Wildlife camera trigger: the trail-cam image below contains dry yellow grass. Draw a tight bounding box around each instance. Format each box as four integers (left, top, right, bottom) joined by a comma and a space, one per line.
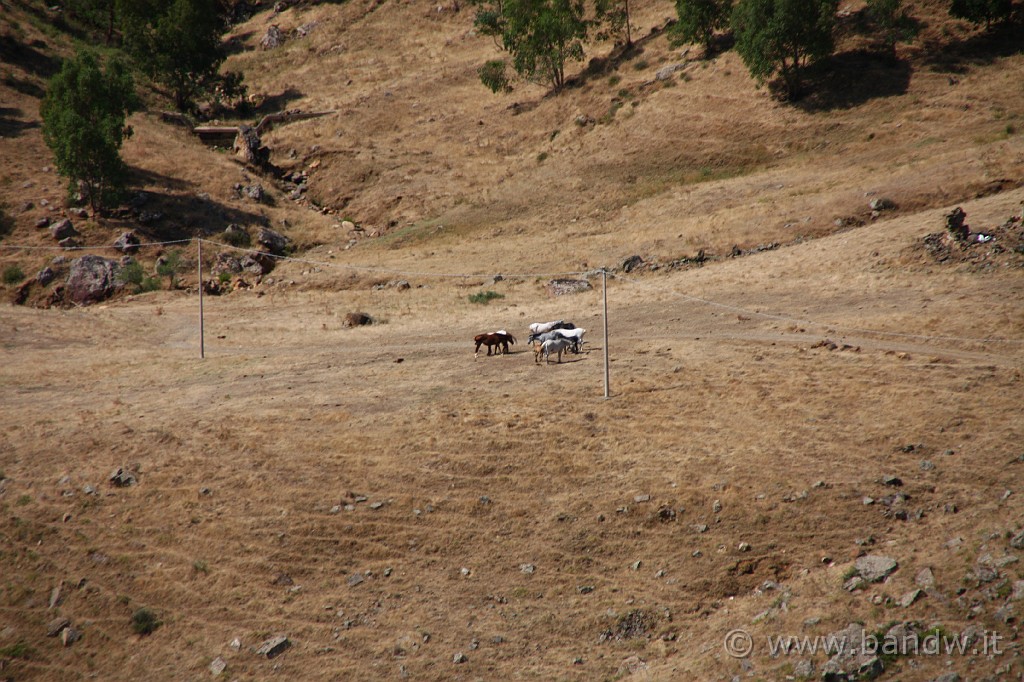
2, 0, 1024, 679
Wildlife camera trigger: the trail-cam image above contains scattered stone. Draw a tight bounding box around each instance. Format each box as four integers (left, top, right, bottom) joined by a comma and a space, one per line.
35, 216, 50, 228
47, 617, 71, 637
1010, 529, 1024, 550
65, 255, 122, 305
630, 560, 642, 571
49, 218, 78, 240
230, 638, 241, 651
655, 63, 686, 81
520, 564, 535, 574
634, 493, 650, 503
343, 312, 373, 327
944, 502, 958, 514
36, 266, 57, 286
855, 554, 898, 582
844, 576, 865, 592
346, 573, 364, 587
49, 583, 63, 609
793, 658, 814, 678
945, 536, 963, 549
862, 496, 875, 505
920, 460, 935, 471
931, 673, 961, 682
453, 652, 468, 664
712, 499, 722, 513
272, 573, 294, 586
109, 467, 138, 487
257, 227, 290, 255
899, 589, 923, 607
61, 626, 81, 647
691, 550, 702, 558
882, 475, 903, 487
577, 585, 595, 594
255, 635, 290, 658
869, 197, 896, 211
546, 278, 592, 296
234, 125, 270, 168
260, 24, 285, 50
621, 255, 644, 272
692, 524, 708, 534
113, 230, 141, 254
209, 656, 227, 675
617, 655, 648, 676
1010, 580, 1024, 601
915, 567, 935, 588
738, 542, 751, 552
820, 623, 884, 681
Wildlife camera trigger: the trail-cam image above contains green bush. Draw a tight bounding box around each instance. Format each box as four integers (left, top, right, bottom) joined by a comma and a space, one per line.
2, 264, 25, 285
118, 260, 160, 293
468, 290, 505, 304
131, 607, 161, 635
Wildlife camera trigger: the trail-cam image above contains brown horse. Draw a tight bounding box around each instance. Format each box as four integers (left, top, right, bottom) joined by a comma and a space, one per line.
474, 331, 516, 357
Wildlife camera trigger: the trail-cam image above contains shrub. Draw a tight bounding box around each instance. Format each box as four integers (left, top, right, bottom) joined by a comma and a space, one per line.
468, 290, 504, 304
0, 641, 32, 659
131, 607, 161, 635
118, 260, 160, 293
2, 264, 25, 285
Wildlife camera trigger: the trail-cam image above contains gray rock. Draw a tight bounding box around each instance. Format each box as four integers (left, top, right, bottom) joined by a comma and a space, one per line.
46, 617, 71, 637
712, 499, 722, 513
869, 197, 896, 211
113, 231, 141, 254
109, 467, 137, 487
622, 255, 644, 272
346, 573, 364, 587
855, 554, 898, 582
793, 658, 814, 678
920, 460, 935, 471
931, 674, 961, 682
899, 589, 923, 607
1011, 580, 1024, 601
844, 576, 865, 592
655, 63, 686, 81
255, 635, 290, 658
257, 227, 290, 255
260, 24, 285, 50
1010, 529, 1024, 550
66, 255, 121, 305
35, 216, 50, 228
240, 252, 275, 275
820, 623, 884, 681
546, 278, 592, 296
209, 656, 227, 675
50, 218, 78, 240
915, 566, 935, 588
243, 184, 266, 202
37, 266, 57, 286
60, 626, 81, 646
453, 652, 468, 663
882, 475, 903, 487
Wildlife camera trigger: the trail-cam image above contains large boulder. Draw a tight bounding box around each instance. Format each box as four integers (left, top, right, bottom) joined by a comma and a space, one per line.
50, 218, 79, 241
65, 255, 121, 305
113, 230, 141, 254
257, 227, 289, 255
234, 125, 270, 167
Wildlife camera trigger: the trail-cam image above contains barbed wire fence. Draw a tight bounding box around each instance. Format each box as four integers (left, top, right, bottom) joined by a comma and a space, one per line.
3, 237, 1022, 398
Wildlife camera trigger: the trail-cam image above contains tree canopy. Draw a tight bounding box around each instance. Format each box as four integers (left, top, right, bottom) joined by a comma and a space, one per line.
41, 50, 140, 213
673, 0, 732, 56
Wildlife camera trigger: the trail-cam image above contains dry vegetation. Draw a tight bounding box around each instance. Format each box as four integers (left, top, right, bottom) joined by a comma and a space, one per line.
1, 0, 1024, 680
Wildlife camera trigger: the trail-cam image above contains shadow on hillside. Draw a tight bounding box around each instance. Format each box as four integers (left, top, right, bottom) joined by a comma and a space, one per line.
0, 107, 40, 137
251, 87, 305, 116
126, 168, 270, 239
793, 50, 912, 112
921, 21, 1024, 74
0, 35, 61, 80
223, 30, 257, 57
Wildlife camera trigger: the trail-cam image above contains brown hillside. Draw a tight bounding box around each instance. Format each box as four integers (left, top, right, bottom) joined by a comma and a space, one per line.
1, 0, 1023, 680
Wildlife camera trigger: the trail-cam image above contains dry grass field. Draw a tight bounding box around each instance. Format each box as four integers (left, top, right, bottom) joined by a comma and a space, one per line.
2, 0, 1024, 680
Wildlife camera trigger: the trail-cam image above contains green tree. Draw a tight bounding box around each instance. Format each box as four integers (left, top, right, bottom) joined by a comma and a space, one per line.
40, 50, 139, 213
866, 0, 917, 58
595, 0, 634, 47
949, 0, 1011, 29
731, 0, 838, 98
473, 0, 589, 91
67, 0, 119, 43
120, 0, 226, 111
672, 0, 732, 56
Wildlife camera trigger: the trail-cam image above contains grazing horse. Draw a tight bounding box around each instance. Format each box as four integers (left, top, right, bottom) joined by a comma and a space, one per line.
534, 337, 573, 364
529, 320, 564, 335
474, 331, 516, 357
528, 328, 586, 353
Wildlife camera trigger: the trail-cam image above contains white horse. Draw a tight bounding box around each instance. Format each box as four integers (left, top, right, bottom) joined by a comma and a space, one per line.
529, 328, 586, 353
529, 320, 564, 335
534, 337, 573, 364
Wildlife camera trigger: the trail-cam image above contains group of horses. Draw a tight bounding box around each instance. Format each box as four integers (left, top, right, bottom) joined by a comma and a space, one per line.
474, 320, 587, 364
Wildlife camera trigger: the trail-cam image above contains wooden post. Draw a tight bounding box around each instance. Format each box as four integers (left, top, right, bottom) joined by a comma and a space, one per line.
602, 269, 610, 399
198, 238, 205, 359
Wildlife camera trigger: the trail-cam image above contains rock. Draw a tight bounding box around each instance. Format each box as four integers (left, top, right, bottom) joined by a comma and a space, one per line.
209, 656, 227, 675
242, 184, 266, 203
66, 255, 121, 305
655, 63, 686, 81
223, 223, 249, 245
59, 236, 81, 249
47, 617, 71, 637
240, 252, 275, 275
738, 542, 751, 552
37, 266, 57, 286
453, 652, 468, 663
260, 24, 285, 49
234, 125, 270, 168
255, 635, 290, 658
1010, 580, 1024, 601
820, 623, 884, 681
869, 197, 896, 211
35, 216, 50, 228
257, 227, 289, 255
712, 499, 722, 513
920, 460, 935, 471
69, 207, 88, 218
915, 567, 935, 588
843, 576, 865, 592
346, 573, 364, 587
113, 230, 141, 254
546, 278, 592, 296
1010, 529, 1024, 550
343, 312, 373, 327
520, 564, 535, 574
621, 255, 644, 272
793, 658, 814, 678
49, 218, 78, 240
855, 554, 898, 582
109, 467, 137, 487
899, 589, 923, 607
617, 655, 648, 676
49, 582, 63, 609
60, 626, 81, 646
882, 475, 903, 487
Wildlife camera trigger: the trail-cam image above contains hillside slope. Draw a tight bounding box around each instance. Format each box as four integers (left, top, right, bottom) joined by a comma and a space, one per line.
1, 0, 1024, 680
